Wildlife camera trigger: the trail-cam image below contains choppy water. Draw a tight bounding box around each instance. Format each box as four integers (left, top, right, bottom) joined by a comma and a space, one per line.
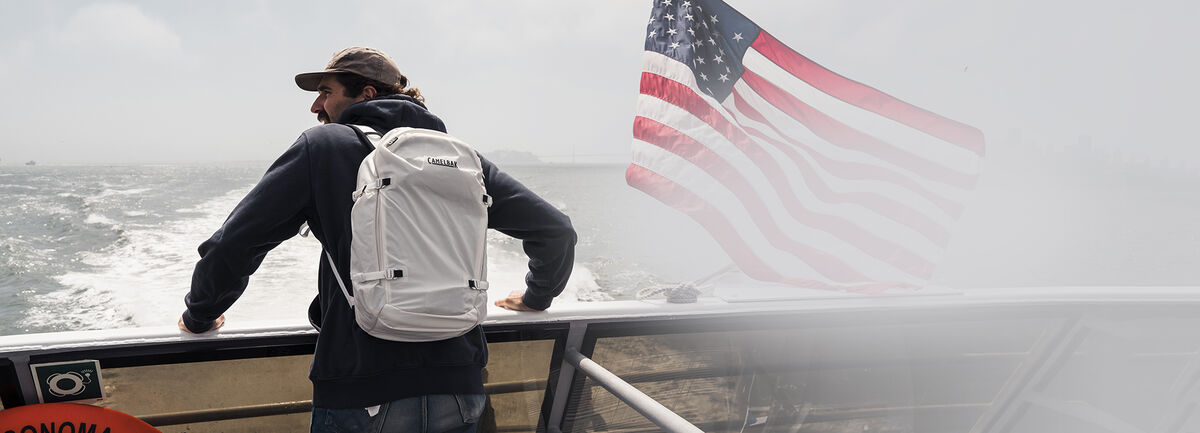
0, 163, 722, 335
2, 159, 1198, 336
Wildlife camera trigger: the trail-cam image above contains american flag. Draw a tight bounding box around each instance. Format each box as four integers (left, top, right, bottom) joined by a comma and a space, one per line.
627, 0, 985, 291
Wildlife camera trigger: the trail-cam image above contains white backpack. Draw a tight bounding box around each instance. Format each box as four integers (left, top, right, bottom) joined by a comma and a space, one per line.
324, 126, 491, 342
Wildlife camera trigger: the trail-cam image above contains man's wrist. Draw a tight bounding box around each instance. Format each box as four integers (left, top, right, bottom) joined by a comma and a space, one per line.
181, 311, 214, 333
520, 292, 551, 311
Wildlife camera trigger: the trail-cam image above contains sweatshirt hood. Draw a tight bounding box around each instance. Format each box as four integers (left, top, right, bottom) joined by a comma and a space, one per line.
337, 94, 447, 133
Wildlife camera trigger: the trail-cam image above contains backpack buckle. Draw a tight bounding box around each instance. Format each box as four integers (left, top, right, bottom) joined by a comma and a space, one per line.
351, 268, 406, 283
352, 178, 392, 201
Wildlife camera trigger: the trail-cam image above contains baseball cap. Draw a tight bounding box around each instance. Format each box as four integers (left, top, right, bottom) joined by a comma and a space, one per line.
295, 47, 403, 91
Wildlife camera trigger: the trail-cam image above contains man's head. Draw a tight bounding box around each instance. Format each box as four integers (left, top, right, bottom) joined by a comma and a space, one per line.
295, 47, 424, 124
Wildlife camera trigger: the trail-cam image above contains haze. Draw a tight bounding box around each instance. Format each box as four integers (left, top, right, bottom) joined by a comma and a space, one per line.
0, 0, 1195, 166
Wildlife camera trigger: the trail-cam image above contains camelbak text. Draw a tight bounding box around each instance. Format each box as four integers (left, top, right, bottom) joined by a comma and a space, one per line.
428, 157, 458, 168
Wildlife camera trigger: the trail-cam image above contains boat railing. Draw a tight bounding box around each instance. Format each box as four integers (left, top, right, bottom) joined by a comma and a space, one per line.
3, 287, 1200, 432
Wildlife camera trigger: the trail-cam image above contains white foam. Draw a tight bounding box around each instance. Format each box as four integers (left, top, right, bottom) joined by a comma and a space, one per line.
40, 187, 254, 330
85, 187, 152, 206
40, 184, 605, 330
97, 187, 151, 197
83, 213, 120, 228
485, 238, 605, 305
0, 184, 37, 191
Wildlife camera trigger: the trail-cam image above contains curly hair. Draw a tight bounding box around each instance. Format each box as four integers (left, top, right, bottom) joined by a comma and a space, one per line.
334, 72, 424, 103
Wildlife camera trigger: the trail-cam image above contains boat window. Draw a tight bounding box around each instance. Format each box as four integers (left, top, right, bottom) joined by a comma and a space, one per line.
54, 337, 560, 431
93, 354, 314, 431
564, 317, 1054, 433
1001, 315, 1200, 432
482, 339, 557, 433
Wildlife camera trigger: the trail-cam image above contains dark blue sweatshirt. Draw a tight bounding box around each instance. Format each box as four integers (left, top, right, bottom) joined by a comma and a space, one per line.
182, 95, 576, 408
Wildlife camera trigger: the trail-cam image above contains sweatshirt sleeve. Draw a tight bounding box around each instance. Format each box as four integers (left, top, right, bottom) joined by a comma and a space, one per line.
182, 136, 313, 333
480, 155, 576, 311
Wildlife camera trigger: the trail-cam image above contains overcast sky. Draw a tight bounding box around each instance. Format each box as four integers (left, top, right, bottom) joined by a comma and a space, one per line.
0, 0, 1196, 165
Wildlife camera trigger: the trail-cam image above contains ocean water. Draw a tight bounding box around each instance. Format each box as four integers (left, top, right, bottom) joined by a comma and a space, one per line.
2, 158, 1198, 336
0, 163, 726, 336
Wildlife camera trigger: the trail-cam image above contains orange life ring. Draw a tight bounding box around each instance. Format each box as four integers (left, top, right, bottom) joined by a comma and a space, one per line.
0, 403, 159, 433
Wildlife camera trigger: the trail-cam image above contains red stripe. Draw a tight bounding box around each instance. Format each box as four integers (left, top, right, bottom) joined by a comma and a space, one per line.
635, 114, 936, 281
730, 88, 965, 221
640, 73, 940, 277
740, 68, 977, 189
737, 124, 951, 245
730, 130, 953, 244
625, 163, 920, 292
751, 31, 985, 156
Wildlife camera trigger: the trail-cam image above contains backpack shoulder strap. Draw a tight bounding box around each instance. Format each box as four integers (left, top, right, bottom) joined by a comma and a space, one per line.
349, 124, 383, 149
324, 250, 355, 307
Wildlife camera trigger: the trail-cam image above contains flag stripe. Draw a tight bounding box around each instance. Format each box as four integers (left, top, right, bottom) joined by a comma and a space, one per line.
727, 77, 974, 204
638, 94, 949, 261
751, 31, 985, 155
638, 75, 946, 266
643, 50, 971, 208
635, 114, 937, 281
727, 87, 966, 221
630, 138, 879, 283
742, 47, 981, 174
626, 163, 920, 292
638, 51, 964, 205
741, 68, 978, 189
726, 92, 953, 244
641, 60, 961, 240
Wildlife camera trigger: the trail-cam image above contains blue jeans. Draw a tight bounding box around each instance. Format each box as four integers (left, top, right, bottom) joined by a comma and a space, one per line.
311, 394, 486, 433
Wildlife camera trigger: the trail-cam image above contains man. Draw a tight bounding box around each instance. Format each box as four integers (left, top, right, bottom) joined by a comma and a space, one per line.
179, 47, 576, 432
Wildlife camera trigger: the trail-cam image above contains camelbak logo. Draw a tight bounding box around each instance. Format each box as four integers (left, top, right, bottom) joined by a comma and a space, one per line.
427, 157, 458, 168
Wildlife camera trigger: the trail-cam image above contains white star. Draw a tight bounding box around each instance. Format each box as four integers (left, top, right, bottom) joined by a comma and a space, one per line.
733, 33, 743, 42
719, 74, 729, 82
699, 72, 708, 81
682, 1, 691, 6
711, 14, 719, 23
649, 17, 655, 24
667, 28, 678, 36
669, 41, 680, 49
687, 28, 695, 36
695, 39, 703, 47
708, 37, 716, 45
696, 56, 704, 64
665, 14, 674, 21
713, 54, 723, 64
726, 66, 731, 73
663, 0, 672, 5
685, 14, 694, 21
648, 30, 657, 38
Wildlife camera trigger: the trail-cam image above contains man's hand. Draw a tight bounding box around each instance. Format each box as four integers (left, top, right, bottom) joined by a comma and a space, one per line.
494, 290, 539, 312
178, 314, 226, 334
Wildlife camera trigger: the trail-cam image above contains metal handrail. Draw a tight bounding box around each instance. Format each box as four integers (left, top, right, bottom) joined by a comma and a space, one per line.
564, 349, 703, 433
136, 378, 548, 426
139, 401, 312, 426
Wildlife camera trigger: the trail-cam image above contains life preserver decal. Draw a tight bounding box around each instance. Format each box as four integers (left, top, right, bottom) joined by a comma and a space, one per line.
45, 372, 87, 397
